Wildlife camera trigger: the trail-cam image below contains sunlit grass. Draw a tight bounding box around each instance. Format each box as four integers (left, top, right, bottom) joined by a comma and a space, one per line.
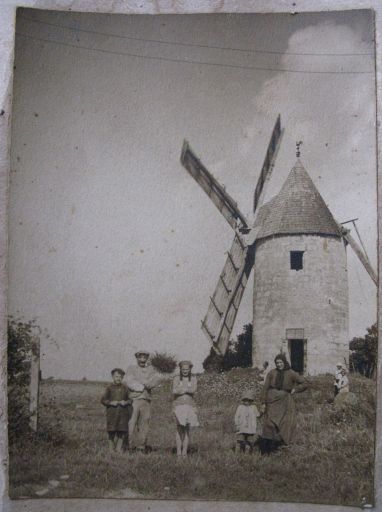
9, 371, 375, 505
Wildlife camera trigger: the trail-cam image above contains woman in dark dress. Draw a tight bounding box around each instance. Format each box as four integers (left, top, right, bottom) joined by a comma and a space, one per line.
259, 353, 307, 454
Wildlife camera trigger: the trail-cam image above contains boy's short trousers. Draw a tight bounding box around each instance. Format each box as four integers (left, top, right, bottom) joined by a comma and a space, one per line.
236, 433, 256, 442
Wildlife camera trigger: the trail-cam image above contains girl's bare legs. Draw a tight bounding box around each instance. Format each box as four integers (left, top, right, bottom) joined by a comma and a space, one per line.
176, 425, 184, 456
108, 432, 116, 452
115, 432, 125, 453
182, 426, 190, 456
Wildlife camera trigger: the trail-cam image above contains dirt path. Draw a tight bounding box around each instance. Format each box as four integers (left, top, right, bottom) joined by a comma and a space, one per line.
15, 474, 144, 500
104, 487, 144, 499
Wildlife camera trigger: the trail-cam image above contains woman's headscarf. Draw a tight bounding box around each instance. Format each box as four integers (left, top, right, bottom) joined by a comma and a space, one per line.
274, 353, 290, 369
274, 353, 290, 390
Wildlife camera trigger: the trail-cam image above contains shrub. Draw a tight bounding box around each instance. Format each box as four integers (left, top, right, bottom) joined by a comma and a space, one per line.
202, 347, 224, 373
8, 384, 30, 443
349, 323, 377, 378
8, 317, 38, 387
150, 352, 177, 374
202, 323, 253, 373
7, 317, 40, 441
7, 317, 64, 445
223, 323, 253, 370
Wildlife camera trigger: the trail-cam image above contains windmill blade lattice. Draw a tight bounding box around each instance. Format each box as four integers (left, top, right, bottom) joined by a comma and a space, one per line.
253, 114, 283, 214
202, 233, 255, 355
180, 141, 248, 230
180, 115, 283, 357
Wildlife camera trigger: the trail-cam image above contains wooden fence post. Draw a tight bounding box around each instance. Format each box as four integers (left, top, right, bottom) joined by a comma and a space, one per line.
29, 336, 40, 432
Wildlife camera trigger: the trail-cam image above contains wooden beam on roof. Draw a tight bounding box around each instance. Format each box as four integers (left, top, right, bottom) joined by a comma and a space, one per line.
342, 230, 377, 286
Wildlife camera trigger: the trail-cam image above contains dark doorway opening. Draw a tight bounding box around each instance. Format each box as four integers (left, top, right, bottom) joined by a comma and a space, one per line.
289, 339, 305, 374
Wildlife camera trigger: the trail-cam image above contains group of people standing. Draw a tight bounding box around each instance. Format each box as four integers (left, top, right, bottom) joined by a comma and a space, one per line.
101, 351, 199, 456
231, 353, 309, 455
101, 351, 311, 457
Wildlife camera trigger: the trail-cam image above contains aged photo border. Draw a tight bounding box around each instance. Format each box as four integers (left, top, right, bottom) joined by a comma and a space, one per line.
0, 1, 381, 511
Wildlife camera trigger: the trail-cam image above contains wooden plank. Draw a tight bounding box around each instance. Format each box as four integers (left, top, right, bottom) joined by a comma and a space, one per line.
214, 247, 255, 355
226, 251, 239, 272
253, 115, 283, 213
342, 231, 378, 286
180, 141, 248, 230
201, 320, 215, 342
202, 234, 249, 347
29, 337, 40, 432
352, 220, 370, 263
210, 296, 223, 317
219, 274, 231, 294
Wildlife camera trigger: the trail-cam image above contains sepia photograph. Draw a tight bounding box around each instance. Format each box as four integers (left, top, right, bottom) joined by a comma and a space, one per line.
6, 6, 378, 508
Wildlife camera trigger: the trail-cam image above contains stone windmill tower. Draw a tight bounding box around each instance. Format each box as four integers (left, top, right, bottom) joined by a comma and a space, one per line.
180, 117, 377, 375
252, 158, 349, 374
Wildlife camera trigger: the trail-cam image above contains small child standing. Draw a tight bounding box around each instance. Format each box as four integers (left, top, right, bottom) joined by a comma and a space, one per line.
338, 367, 350, 394
234, 390, 260, 453
101, 368, 131, 453
172, 360, 199, 457
334, 362, 343, 397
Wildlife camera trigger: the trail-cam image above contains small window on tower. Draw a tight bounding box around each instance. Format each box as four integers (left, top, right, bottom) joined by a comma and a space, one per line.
290, 251, 304, 271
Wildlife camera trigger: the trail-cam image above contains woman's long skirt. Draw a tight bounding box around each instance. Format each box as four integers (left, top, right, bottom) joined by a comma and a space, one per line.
262, 389, 297, 445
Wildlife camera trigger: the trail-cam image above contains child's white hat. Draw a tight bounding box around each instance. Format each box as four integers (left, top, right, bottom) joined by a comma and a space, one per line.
241, 389, 255, 401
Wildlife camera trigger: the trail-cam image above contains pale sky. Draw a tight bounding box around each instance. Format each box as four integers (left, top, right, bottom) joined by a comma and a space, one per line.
9, 9, 377, 379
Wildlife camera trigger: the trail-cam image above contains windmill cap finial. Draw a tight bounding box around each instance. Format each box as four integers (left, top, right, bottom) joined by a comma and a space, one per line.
296, 140, 303, 158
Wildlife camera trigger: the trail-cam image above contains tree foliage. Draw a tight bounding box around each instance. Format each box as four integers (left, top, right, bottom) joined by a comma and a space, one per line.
8, 317, 40, 386
7, 317, 41, 441
202, 323, 253, 372
223, 323, 253, 370
8, 317, 64, 445
349, 323, 377, 378
150, 351, 177, 374
202, 348, 224, 373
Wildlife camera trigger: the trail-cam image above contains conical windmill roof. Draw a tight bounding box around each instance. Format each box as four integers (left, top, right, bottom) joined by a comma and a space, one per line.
254, 159, 341, 239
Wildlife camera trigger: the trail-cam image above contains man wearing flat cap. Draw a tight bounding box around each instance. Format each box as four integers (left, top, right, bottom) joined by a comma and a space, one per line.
126, 350, 163, 452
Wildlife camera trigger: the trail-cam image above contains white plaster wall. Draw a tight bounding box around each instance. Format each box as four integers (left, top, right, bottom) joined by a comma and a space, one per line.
252, 235, 349, 374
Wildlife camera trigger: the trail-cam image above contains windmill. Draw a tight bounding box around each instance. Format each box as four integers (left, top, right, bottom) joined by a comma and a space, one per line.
180, 116, 377, 374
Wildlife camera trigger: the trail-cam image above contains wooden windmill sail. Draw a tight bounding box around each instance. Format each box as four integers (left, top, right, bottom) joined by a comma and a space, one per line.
180, 116, 377, 358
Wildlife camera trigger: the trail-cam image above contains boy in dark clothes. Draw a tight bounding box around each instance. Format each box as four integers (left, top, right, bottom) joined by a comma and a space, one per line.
101, 368, 131, 453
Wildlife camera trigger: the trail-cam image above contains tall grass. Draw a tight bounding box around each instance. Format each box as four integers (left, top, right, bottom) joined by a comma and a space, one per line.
9, 371, 375, 505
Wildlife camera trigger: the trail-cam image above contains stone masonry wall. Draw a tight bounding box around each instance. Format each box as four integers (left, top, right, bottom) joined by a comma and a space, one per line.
252, 235, 349, 375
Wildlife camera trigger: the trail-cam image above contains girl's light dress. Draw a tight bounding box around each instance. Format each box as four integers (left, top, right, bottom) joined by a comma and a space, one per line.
338, 374, 349, 393
172, 375, 199, 427
234, 404, 260, 435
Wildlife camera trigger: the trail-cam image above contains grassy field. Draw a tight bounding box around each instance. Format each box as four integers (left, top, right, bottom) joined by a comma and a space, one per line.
9, 369, 375, 506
